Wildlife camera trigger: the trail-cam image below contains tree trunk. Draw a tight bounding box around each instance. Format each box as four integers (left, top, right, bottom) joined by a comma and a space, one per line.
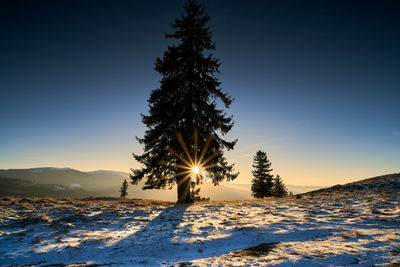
177, 177, 192, 203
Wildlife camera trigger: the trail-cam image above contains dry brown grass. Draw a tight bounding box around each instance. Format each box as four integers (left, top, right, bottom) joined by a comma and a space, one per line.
339, 206, 352, 212
0, 197, 175, 208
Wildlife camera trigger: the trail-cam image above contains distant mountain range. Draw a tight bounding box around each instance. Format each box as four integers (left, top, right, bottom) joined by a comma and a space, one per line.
0, 167, 325, 200
0, 167, 125, 197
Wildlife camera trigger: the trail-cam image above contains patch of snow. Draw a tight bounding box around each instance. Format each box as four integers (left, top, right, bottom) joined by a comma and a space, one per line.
46, 167, 74, 171
53, 185, 65, 191
28, 170, 42, 173
88, 170, 128, 177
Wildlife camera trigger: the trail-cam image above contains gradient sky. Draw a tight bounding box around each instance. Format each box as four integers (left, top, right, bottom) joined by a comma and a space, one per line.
1, 0, 399, 186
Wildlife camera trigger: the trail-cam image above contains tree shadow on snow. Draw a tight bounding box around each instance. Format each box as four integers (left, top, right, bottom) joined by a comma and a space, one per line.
106, 203, 191, 264
3, 202, 192, 266
105, 204, 291, 264
103, 203, 357, 265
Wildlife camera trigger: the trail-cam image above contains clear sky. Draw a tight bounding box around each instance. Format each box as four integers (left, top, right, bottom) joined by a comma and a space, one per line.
1, 0, 399, 186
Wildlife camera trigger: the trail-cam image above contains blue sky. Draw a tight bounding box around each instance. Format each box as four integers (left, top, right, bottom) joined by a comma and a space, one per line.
1, 0, 399, 185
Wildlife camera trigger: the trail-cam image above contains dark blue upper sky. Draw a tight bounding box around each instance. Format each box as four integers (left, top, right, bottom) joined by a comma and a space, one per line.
1, 0, 399, 185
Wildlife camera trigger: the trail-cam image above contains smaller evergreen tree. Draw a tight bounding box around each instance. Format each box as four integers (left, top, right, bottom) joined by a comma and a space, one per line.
273, 175, 288, 197
119, 179, 128, 197
251, 150, 274, 198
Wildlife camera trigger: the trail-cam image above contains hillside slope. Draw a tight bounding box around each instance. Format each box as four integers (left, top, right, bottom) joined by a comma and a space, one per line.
303, 172, 400, 196
0, 168, 125, 192
0, 177, 93, 198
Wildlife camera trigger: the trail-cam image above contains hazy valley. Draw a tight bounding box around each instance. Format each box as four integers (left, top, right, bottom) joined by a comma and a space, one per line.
0, 167, 325, 201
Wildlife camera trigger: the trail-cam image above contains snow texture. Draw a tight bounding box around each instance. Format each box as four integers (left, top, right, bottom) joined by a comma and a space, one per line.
0, 186, 399, 266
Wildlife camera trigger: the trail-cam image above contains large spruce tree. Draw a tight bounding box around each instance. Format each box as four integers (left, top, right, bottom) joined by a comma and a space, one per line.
251, 150, 274, 198
131, 0, 238, 203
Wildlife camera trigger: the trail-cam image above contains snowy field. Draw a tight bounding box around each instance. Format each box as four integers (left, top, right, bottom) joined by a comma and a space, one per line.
0, 190, 399, 266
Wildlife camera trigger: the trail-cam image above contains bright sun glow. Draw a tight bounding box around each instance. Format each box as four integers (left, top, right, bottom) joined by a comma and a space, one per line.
192, 166, 200, 174
167, 130, 216, 185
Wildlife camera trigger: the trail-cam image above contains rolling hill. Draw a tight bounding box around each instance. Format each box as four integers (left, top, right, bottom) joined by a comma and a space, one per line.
0, 177, 92, 198
0, 167, 125, 197
303, 172, 400, 196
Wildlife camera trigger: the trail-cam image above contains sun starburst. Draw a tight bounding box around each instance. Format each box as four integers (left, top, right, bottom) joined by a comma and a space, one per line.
168, 128, 219, 182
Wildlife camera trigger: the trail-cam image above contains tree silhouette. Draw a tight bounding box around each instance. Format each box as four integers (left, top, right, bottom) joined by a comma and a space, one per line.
119, 179, 128, 197
131, 0, 238, 203
251, 150, 274, 198
273, 175, 288, 197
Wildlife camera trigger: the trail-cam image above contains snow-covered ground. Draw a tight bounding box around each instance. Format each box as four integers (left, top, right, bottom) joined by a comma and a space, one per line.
0, 189, 399, 266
